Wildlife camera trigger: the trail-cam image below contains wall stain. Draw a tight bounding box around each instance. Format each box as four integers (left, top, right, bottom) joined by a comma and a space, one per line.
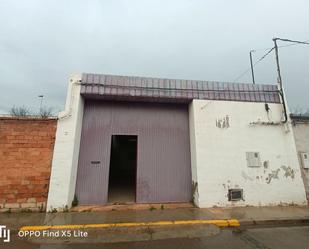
281, 165, 295, 179
266, 169, 280, 184
216, 115, 230, 128
191, 181, 199, 206
241, 171, 253, 181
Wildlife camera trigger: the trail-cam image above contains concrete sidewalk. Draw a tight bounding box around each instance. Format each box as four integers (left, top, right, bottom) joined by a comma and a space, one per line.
1, 206, 309, 232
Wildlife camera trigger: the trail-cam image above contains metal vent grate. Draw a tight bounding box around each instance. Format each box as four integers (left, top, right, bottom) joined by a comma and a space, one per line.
228, 189, 243, 201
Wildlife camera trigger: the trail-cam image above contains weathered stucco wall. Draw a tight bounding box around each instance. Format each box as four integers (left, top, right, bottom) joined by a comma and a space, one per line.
189, 99, 307, 207
292, 121, 309, 201
0, 117, 57, 212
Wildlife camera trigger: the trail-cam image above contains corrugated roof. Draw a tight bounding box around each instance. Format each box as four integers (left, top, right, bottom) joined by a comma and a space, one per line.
80, 73, 281, 103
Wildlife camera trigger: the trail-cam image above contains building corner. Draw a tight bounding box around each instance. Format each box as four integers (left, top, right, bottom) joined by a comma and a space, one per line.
46, 73, 84, 212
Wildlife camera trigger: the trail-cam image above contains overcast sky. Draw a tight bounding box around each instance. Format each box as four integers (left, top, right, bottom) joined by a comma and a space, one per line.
0, 0, 308, 114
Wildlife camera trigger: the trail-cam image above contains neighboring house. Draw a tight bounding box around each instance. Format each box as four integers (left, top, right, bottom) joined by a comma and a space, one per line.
46, 73, 307, 211
291, 114, 309, 202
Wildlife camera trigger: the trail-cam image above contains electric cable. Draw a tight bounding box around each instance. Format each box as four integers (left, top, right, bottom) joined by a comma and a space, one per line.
233, 47, 274, 82
233, 39, 309, 82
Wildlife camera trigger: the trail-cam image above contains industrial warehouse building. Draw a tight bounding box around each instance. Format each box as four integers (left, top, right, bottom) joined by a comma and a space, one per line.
47, 73, 307, 211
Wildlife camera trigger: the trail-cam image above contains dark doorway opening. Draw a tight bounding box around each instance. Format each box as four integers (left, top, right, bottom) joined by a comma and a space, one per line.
108, 135, 137, 204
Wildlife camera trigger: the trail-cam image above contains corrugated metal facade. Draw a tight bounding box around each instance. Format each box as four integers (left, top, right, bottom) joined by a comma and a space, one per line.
75, 101, 192, 205
80, 73, 281, 103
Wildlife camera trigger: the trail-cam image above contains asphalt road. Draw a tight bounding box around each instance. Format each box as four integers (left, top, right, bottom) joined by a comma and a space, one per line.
2, 225, 309, 249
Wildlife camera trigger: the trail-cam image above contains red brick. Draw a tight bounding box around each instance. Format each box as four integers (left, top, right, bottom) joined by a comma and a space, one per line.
0, 118, 56, 211
36, 197, 47, 202
17, 198, 27, 203
6, 198, 18, 203
6, 194, 16, 199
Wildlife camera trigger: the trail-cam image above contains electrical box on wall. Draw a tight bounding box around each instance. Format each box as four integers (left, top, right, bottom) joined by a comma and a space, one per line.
246, 152, 262, 167
300, 152, 309, 169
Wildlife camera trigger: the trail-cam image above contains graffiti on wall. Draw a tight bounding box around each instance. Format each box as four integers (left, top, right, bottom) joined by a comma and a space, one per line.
216, 115, 230, 129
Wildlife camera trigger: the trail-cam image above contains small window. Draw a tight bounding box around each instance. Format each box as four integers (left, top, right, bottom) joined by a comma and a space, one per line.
228, 189, 243, 201
246, 152, 262, 167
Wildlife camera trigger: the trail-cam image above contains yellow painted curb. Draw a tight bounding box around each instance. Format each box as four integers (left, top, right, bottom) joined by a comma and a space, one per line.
20, 219, 240, 231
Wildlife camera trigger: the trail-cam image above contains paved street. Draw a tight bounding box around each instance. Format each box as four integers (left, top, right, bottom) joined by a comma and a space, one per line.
2, 206, 309, 231
3, 225, 309, 249
1, 206, 309, 248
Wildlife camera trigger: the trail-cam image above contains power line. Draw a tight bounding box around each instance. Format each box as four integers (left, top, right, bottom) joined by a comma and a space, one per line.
272, 37, 309, 123
254, 47, 274, 65
279, 41, 309, 48
233, 38, 309, 83
249, 39, 309, 52
232, 68, 252, 83
274, 38, 309, 45
233, 47, 274, 82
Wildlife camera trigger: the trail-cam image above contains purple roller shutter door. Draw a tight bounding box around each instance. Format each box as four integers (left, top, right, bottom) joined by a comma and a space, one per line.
75, 100, 192, 204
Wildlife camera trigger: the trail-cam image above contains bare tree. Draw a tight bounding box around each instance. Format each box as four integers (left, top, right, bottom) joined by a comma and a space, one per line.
39, 106, 54, 118
291, 106, 309, 116
9, 106, 31, 117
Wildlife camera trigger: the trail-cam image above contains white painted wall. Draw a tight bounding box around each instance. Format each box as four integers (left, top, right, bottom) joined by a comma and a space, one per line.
189, 99, 307, 207
292, 121, 309, 201
47, 74, 84, 211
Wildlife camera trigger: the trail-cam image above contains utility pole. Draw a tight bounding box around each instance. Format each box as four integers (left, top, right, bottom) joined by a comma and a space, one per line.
38, 95, 44, 112
249, 50, 255, 84
273, 38, 287, 123
272, 37, 309, 123
273, 39, 283, 91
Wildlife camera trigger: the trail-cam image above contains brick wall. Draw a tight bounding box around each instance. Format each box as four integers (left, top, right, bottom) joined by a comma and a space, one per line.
0, 117, 57, 212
